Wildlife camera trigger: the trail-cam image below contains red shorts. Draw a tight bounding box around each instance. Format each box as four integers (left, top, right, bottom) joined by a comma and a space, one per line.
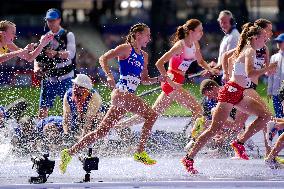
217, 81, 245, 105
161, 70, 185, 95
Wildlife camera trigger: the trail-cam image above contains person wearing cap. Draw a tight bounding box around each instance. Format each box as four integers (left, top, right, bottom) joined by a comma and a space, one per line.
62, 74, 102, 140
34, 8, 77, 119
268, 33, 284, 120
266, 33, 284, 142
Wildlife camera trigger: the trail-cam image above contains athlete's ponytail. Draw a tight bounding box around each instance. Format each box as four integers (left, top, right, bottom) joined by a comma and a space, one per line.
234, 22, 253, 57
171, 19, 201, 45
125, 23, 149, 44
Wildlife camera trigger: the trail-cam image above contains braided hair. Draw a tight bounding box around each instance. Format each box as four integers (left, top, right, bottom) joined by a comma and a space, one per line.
125, 23, 149, 44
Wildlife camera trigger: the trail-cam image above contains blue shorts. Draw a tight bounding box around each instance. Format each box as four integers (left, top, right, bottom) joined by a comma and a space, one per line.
39, 78, 72, 108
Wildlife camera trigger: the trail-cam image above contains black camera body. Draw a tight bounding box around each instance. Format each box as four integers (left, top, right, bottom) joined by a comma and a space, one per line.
81, 148, 99, 182
83, 156, 99, 172
29, 153, 55, 184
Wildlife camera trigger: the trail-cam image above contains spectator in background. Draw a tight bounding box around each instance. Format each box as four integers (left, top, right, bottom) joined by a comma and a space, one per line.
267, 33, 284, 138
34, 8, 76, 119
210, 10, 240, 85
268, 33, 284, 119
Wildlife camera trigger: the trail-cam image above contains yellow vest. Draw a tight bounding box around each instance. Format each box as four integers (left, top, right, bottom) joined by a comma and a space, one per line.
0, 45, 8, 54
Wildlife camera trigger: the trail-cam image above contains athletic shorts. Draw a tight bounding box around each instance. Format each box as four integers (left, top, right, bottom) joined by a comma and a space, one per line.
246, 81, 257, 90
161, 70, 184, 95
39, 78, 72, 108
217, 81, 245, 105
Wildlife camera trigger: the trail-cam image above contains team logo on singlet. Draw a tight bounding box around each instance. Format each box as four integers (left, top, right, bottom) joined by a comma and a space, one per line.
128, 53, 143, 69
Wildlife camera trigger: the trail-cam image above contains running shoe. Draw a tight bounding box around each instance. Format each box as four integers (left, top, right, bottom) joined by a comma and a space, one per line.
133, 151, 156, 165
266, 121, 277, 147
275, 156, 284, 164
59, 149, 72, 174
191, 116, 205, 139
184, 139, 195, 152
265, 158, 281, 169
231, 140, 249, 160
181, 156, 198, 174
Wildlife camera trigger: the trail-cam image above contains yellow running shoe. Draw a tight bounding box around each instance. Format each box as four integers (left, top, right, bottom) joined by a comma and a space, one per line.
275, 156, 284, 164
191, 116, 205, 139
59, 149, 72, 174
133, 151, 156, 165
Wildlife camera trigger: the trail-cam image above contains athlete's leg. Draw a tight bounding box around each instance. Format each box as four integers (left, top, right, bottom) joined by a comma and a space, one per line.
187, 102, 233, 158
174, 87, 203, 120
235, 97, 272, 144
115, 91, 173, 129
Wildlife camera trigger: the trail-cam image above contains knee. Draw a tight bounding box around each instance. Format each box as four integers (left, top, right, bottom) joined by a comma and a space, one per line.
256, 108, 272, 120
96, 124, 112, 137
144, 109, 158, 122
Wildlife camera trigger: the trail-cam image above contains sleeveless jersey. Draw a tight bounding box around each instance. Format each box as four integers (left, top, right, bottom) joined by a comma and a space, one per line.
117, 47, 144, 93
169, 40, 196, 72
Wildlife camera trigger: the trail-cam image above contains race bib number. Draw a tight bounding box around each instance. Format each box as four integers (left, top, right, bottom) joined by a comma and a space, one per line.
254, 59, 265, 70
120, 75, 141, 92
228, 86, 237, 92
178, 59, 193, 71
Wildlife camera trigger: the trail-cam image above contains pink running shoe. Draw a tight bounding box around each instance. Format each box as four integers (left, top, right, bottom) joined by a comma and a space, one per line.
231, 140, 249, 160
181, 156, 199, 174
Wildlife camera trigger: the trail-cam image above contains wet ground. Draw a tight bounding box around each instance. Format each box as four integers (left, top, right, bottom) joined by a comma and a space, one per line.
0, 117, 283, 188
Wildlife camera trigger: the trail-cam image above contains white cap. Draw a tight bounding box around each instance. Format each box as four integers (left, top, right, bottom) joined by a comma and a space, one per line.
71, 74, 93, 90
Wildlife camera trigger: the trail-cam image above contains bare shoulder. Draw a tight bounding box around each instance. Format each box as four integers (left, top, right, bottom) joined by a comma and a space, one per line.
115, 43, 131, 51
245, 47, 256, 56
141, 50, 148, 58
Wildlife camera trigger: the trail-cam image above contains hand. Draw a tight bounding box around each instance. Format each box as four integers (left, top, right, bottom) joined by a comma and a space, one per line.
267, 62, 278, 74
106, 75, 116, 89
165, 76, 181, 90
45, 49, 57, 58
40, 33, 54, 47
222, 73, 229, 84
24, 43, 35, 51
208, 68, 220, 75
209, 61, 217, 68
158, 74, 168, 82
19, 47, 29, 56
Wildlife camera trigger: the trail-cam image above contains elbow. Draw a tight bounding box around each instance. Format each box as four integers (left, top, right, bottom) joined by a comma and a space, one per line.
99, 56, 106, 66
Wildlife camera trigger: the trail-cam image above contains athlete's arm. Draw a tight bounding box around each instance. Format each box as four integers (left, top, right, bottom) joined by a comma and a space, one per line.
8, 33, 53, 62
0, 48, 28, 63
155, 41, 183, 76
195, 42, 218, 74
221, 49, 235, 79
245, 48, 276, 78
141, 51, 160, 85
99, 44, 131, 89
62, 93, 72, 135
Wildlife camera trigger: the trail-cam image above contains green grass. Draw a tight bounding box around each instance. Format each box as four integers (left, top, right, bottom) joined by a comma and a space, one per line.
0, 82, 273, 117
